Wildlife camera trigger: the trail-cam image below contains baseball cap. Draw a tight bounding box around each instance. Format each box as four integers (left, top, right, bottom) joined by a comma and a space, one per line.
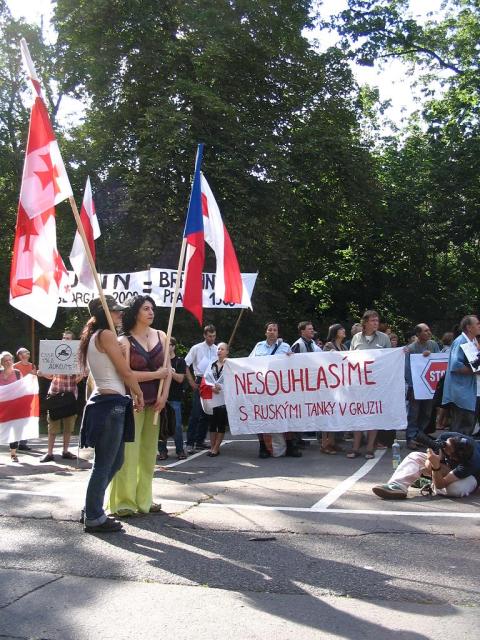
88, 295, 127, 316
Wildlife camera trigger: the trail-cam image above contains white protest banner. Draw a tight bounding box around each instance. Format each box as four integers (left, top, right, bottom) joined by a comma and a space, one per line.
58, 268, 257, 309
0, 375, 39, 444
38, 340, 81, 375
410, 353, 449, 400
224, 349, 407, 434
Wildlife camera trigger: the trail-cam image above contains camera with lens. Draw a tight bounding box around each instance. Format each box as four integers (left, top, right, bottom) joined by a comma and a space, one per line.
415, 433, 446, 454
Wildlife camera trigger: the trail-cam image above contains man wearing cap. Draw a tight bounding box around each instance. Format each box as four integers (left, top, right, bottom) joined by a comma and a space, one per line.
14, 348, 37, 451
38, 330, 86, 463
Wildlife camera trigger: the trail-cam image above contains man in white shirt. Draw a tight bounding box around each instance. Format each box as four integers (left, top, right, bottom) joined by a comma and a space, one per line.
185, 324, 217, 453
250, 321, 301, 458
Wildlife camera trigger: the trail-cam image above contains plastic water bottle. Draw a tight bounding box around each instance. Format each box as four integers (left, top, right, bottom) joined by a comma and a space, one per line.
392, 439, 401, 469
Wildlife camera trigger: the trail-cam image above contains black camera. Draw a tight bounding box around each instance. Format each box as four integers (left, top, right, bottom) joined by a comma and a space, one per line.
415, 432, 446, 454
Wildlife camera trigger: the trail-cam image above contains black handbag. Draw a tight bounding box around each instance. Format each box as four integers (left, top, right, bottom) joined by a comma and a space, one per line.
45, 391, 78, 420
158, 403, 176, 442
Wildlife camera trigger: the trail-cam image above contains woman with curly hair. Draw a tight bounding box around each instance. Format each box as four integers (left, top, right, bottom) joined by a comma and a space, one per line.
107, 295, 172, 517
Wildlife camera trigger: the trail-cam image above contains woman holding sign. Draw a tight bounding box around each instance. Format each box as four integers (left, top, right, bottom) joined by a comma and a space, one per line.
107, 295, 171, 518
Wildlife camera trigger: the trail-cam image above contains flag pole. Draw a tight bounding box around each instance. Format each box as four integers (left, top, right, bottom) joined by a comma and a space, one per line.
228, 308, 246, 349
152, 237, 188, 426
30, 319, 36, 365
19, 39, 114, 333
68, 196, 116, 333
153, 143, 204, 424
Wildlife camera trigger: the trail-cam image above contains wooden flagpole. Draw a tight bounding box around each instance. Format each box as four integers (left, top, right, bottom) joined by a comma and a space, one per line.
228, 308, 246, 349
68, 195, 116, 333
152, 237, 188, 425
152, 142, 204, 425
19, 39, 114, 335
30, 319, 36, 365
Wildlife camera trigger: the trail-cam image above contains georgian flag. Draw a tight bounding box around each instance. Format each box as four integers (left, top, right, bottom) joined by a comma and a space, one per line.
0, 375, 40, 445
9, 40, 72, 327
69, 177, 101, 290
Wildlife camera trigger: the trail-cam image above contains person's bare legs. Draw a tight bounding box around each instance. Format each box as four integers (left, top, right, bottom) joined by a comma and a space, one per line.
63, 430, 72, 454
46, 432, 56, 455
347, 431, 362, 457
211, 432, 224, 454
366, 430, 377, 455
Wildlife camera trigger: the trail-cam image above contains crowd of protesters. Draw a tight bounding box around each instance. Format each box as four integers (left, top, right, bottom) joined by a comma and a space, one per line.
2, 303, 480, 531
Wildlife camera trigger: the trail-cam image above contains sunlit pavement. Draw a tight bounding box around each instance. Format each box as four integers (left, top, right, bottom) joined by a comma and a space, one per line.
1, 435, 479, 639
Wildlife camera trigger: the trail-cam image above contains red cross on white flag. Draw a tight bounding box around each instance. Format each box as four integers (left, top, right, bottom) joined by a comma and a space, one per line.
9, 39, 73, 327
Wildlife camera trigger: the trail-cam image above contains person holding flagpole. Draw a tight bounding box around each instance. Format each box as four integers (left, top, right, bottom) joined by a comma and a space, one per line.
107, 295, 172, 518
79, 295, 144, 534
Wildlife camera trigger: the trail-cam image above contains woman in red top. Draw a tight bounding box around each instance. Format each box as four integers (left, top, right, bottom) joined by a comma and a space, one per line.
107, 296, 172, 517
0, 351, 23, 462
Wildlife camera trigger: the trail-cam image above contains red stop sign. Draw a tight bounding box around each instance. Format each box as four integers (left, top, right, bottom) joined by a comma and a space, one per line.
421, 360, 448, 392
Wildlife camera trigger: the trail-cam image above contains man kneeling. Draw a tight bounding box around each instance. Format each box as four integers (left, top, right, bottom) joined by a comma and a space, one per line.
372, 432, 480, 499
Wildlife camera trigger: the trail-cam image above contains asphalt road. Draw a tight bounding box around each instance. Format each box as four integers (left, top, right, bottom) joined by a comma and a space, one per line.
1, 435, 479, 639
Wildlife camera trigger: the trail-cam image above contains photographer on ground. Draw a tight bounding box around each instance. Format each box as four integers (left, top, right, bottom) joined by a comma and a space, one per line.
372, 432, 480, 499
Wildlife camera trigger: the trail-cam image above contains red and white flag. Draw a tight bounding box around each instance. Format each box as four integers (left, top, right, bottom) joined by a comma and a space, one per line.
201, 173, 252, 307
69, 177, 101, 290
0, 375, 40, 445
9, 39, 72, 327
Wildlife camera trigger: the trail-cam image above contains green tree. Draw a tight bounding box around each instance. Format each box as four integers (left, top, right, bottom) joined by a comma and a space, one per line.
53, 0, 372, 346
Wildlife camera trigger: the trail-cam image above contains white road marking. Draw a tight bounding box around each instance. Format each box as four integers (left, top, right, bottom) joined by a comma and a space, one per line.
311, 449, 386, 510
3, 439, 479, 519
1, 491, 479, 518
161, 439, 233, 468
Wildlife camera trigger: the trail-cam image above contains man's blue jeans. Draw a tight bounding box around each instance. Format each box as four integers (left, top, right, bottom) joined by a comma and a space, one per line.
186, 389, 209, 447
158, 400, 184, 454
406, 392, 433, 443
84, 402, 126, 526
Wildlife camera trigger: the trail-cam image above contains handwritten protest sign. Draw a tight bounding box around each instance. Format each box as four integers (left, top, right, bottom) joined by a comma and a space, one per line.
38, 340, 81, 375
58, 268, 257, 309
224, 349, 407, 434
410, 353, 448, 400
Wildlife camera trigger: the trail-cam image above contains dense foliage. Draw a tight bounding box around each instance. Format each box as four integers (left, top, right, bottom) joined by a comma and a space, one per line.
0, 0, 479, 354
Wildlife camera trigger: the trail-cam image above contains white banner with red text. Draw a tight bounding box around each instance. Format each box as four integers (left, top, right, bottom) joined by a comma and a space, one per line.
58, 268, 257, 309
410, 353, 449, 400
224, 349, 407, 433
0, 375, 40, 444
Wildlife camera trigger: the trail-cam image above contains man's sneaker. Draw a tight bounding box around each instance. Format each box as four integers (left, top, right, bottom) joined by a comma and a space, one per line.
39, 453, 54, 463
18, 444, 32, 451
372, 482, 407, 500
412, 477, 433, 490
187, 446, 195, 455
195, 442, 210, 450
84, 518, 123, 533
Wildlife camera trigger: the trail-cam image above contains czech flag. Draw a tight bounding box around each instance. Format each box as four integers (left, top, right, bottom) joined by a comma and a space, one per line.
182, 144, 205, 325
201, 173, 251, 309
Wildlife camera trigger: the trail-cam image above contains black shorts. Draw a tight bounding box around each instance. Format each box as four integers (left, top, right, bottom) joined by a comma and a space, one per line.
209, 405, 229, 433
